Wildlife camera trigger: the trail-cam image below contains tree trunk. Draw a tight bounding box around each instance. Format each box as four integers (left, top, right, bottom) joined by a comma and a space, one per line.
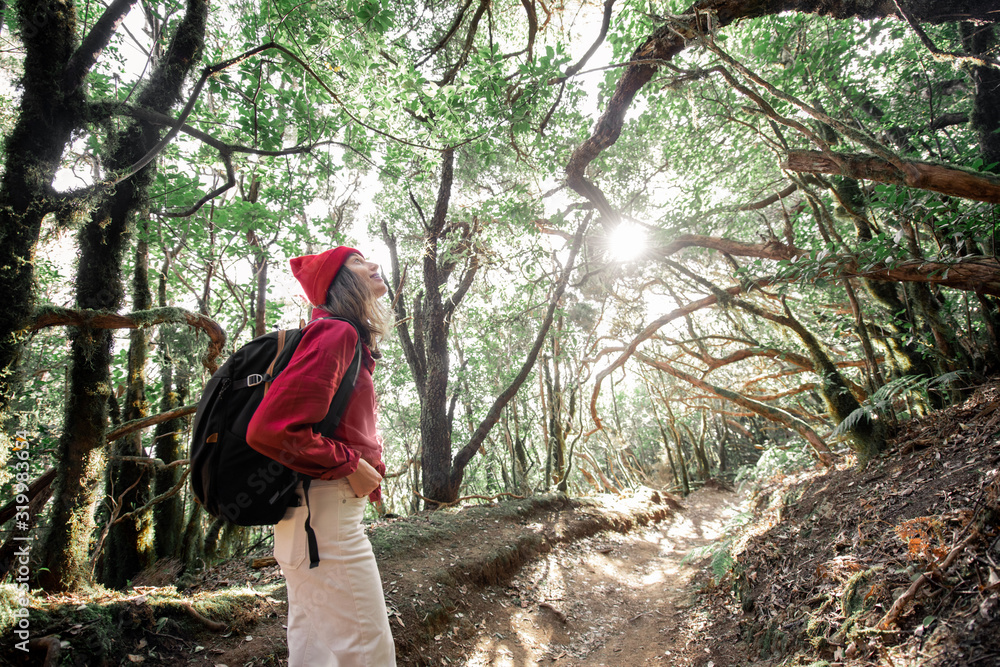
0, 0, 82, 423
36, 0, 209, 592
961, 23, 1000, 172
152, 263, 190, 560
99, 238, 155, 589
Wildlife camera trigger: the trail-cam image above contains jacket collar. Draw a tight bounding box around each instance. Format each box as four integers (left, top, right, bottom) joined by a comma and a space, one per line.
309, 307, 376, 370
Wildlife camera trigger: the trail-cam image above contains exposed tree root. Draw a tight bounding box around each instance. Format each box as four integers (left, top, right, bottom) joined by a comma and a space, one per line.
877, 532, 978, 630
27, 635, 61, 667
180, 600, 227, 632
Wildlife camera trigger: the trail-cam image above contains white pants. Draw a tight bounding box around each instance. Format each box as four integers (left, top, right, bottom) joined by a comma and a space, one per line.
274, 479, 396, 667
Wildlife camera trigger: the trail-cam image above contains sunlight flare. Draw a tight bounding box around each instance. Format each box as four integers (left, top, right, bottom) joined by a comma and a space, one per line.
607, 222, 647, 261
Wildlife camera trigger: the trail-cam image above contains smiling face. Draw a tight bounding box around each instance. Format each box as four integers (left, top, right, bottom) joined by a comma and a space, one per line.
343, 253, 388, 298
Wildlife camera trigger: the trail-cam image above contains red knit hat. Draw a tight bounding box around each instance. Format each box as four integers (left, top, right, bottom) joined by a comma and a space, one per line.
289, 246, 363, 305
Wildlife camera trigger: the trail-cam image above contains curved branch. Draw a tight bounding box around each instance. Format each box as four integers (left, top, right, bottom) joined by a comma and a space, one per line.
894, 0, 999, 69
111, 467, 190, 527
564, 0, 999, 219
654, 233, 799, 261
418, 0, 475, 67
589, 280, 778, 428
739, 183, 798, 211
61, 41, 442, 206
27, 306, 225, 373
561, 0, 617, 80
440, 0, 491, 86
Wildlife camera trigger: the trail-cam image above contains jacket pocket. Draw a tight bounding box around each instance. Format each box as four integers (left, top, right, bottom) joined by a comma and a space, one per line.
273, 504, 307, 569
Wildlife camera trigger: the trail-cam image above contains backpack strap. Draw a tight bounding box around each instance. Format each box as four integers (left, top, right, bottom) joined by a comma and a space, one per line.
302, 478, 321, 569
263, 328, 288, 394
231, 328, 289, 392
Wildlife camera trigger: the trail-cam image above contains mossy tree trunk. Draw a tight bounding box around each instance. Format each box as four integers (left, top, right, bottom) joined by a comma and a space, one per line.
36, 0, 209, 592
961, 23, 1000, 173
0, 0, 85, 426
151, 268, 191, 560
961, 22, 1000, 369
730, 294, 885, 462
99, 238, 155, 589
542, 344, 571, 492
834, 177, 939, 381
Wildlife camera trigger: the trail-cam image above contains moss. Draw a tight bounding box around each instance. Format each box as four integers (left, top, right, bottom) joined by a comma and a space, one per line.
0, 584, 29, 636
841, 566, 882, 618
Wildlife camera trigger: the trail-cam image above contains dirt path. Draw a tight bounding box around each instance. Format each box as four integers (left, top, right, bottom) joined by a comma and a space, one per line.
438, 487, 744, 666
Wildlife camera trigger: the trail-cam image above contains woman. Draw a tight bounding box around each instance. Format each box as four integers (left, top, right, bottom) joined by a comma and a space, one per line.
247, 246, 396, 666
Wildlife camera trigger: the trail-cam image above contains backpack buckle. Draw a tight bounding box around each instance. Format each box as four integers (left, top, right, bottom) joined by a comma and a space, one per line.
245, 373, 265, 386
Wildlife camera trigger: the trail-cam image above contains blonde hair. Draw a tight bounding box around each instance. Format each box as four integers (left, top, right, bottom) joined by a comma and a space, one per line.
319, 262, 391, 358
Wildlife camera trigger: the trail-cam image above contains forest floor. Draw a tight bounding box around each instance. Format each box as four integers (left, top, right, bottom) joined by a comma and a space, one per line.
8, 379, 1000, 667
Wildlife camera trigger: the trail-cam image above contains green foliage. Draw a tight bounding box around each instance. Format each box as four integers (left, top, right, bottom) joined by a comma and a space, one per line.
831, 371, 968, 440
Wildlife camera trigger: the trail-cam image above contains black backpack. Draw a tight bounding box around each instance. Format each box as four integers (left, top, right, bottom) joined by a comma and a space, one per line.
190, 317, 362, 568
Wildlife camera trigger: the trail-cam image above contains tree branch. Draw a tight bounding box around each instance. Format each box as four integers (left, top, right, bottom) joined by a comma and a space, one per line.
62, 0, 141, 94
894, 0, 1000, 69
560, 0, 617, 80
784, 149, 1000, 204
634, 350, 833, 466
106, 404, 198, 442
27, 306, 225, 373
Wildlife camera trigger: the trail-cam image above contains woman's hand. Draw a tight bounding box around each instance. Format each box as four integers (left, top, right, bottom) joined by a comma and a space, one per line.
346, 458, 382, 498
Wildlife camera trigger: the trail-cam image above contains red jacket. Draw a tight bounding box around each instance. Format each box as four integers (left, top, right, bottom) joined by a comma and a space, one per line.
247, 310, 385, 501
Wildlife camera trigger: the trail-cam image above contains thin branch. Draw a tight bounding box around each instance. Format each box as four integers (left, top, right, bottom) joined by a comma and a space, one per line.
417, 0, 474, 67
894, 0, 1000, 69
452, 213, 592, 482
106, 404, 198, 442
111, 467, 190, 527
559, 0, 616, 80
62, 41, 441, 206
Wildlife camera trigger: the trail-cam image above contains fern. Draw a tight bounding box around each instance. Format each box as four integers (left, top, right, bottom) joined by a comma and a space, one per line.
831, 371, 968, 440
